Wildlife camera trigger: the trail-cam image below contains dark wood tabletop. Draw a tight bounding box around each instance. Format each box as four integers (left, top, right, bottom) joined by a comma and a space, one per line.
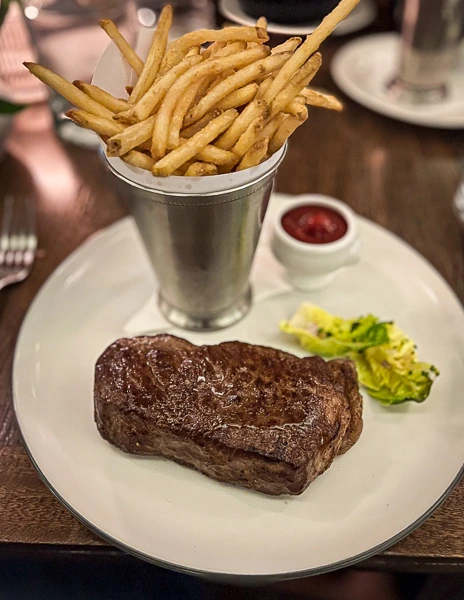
1, 20, 464, 575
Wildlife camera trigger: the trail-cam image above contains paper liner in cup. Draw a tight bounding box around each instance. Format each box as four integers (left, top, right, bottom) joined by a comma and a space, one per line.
92, 37, 287, 195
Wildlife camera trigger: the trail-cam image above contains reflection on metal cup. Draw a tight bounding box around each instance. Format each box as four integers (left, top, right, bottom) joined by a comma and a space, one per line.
105, 148, 286, 332
388, 0, 464, 103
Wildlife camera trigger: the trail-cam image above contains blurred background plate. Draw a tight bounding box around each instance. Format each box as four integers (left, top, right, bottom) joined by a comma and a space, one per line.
331, 33, 464, 129
219, 0, 377, 36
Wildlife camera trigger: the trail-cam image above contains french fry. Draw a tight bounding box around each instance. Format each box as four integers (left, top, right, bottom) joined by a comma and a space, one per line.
269, 53, 322, 118
161, 139, 236, 168
215, 99, 268, 150
214, 82, 258, 110
271, 37, 302, 54
99, 19, 144, 75
167, 76, 206, 149
107, 115, 157, 156
128, 5, 173, 104
284, 97, 308, 119
184, 51, 289, 127
66, 109, 125, 137
268, 108, 308, 154
159, 26, 268, 75
152, 109, 238, 176
300, 87, 343, 110
24, 62, 114, 119
192, 66, 235, 109
171, 160, 195, 176
117, 55, 203, 124
73, 81, 128, 113
184, 162, 218, 176
256, 75, 273, 99
151, 62, 222, 158
181, 109, 222, 139
208, 68, 236, 91
259, 112, 287, 140
213, 41, 247, 57
137, 140, 152, 152
193, 75, 216, 105
218, 154, 240, 175
122, 150, 155, 171
231, 115, 266, 158
30, 1, 355, 176
202, 41, 227, 59
236, 138, 269, 170
247, 16, 267, 48
193, 144, 236, 165
217, 160, 239, 174
152, 47, 269, 159
210, 45, 268, 72
264, 0, 360, 104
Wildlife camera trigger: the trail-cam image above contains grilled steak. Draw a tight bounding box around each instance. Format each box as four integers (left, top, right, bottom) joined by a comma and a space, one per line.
94, 334, 363, 495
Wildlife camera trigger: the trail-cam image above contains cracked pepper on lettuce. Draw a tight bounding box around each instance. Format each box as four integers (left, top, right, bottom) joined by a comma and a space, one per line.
280, 303, 439, 405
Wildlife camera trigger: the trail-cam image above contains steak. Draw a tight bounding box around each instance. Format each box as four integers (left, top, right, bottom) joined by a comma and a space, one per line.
94, 334, 363, 496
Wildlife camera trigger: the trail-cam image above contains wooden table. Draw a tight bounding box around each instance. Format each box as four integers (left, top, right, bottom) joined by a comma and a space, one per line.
1, 32, 464, 575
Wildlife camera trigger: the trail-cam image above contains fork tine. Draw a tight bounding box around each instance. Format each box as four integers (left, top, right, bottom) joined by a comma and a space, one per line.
25, 196, 37, 253
0, 195, 36, 288
13, 197, 36, 266
0, 195, 13, 252
0, 196, 37, 269
13, 196, 29, 253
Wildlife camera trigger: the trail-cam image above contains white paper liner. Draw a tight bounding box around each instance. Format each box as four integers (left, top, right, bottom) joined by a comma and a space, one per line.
91, 35, 286, 194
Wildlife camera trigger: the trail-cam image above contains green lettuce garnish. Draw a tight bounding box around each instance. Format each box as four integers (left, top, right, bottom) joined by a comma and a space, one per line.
280, 303, 389, 357
353, 324, 439, 405
280, 303, 439, 405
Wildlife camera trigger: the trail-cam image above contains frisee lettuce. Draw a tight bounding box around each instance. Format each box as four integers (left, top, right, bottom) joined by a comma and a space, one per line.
280, 303, 439, 405
280, 303, 389, 356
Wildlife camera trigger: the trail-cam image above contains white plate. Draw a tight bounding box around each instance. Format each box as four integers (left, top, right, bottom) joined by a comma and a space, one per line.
219, 0, 376, 36
13, 193, 464, 581
331, 33, 464, 129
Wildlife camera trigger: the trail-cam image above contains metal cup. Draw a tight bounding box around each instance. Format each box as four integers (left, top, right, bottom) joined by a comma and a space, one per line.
388, 0, 464, 103
105, 148, 286, 331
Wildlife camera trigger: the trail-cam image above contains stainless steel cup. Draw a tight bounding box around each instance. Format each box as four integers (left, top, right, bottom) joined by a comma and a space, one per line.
388, 0, 464, 103
105, 148, 286, 331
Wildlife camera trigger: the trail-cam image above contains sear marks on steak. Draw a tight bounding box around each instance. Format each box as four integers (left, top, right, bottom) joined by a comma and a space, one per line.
94, 334, 363, 496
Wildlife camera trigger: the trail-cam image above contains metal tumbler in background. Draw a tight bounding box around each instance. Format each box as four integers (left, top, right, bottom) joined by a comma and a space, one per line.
23, 0, 137, 148
388, 0, 464, 103
453, 176, 464, 229
106, 149, 286, 332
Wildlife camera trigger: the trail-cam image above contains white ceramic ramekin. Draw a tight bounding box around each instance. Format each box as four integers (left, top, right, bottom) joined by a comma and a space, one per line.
271, 194, 361, 291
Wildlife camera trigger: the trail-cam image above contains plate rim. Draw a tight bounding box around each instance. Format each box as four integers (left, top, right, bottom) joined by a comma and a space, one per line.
12, 212, 464, 580
19, 433, 464, 581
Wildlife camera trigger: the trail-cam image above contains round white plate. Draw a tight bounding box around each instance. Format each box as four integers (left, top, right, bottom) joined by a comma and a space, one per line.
13, 193, 464, 581
331, 33, 464, 129
219, 0, 376, 36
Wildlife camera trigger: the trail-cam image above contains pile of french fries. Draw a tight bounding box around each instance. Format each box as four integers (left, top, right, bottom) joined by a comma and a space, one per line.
24, 0, 358, 177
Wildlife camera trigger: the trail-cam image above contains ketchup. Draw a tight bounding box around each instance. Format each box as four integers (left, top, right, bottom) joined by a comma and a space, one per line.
281, 205, 348, 244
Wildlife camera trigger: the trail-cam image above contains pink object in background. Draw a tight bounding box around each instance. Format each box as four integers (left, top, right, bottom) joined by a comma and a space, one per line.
18, 0, 138, 147
0, 2, 46, 104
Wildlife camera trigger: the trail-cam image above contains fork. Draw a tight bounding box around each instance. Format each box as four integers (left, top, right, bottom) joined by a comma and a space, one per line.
0, 195, 37, 291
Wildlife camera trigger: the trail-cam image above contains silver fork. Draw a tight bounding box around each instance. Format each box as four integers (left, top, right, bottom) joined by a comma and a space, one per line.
0, 195, 37, 291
